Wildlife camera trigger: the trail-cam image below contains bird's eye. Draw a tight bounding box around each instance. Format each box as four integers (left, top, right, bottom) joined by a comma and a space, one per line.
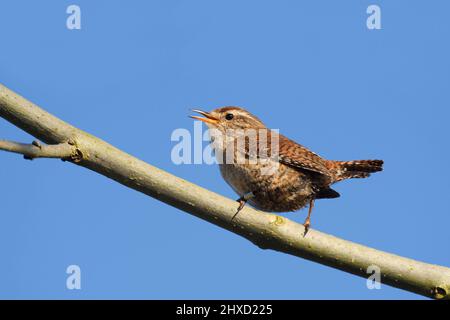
225, 113, 234, 120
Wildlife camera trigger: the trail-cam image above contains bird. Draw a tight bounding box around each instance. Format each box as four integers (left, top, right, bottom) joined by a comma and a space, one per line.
190, 106, 383, 236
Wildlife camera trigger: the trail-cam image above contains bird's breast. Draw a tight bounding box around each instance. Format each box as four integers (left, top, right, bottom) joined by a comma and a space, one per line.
219, 161, 314, 212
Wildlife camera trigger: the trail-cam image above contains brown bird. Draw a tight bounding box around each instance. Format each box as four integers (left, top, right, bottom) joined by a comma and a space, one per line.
190, 106, 383, 235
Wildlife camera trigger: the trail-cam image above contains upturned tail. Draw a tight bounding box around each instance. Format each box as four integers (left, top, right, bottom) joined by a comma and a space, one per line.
329, 159, 384, 182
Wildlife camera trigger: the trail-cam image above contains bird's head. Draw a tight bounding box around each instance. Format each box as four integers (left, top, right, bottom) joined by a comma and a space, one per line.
190, 106, 266, 134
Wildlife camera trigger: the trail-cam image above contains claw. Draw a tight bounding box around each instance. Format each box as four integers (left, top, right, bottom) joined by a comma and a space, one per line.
302, 199, 314, 237
231, 192, 255, 221
231, 200, 246, 221
303, 220, 310, 237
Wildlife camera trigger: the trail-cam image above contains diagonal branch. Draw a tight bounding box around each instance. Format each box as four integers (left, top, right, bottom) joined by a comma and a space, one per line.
0, 140, 78, 160
1, 83, 449, 300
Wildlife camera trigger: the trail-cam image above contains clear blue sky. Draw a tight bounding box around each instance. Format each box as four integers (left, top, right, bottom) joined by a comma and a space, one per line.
1, 0, 449, 299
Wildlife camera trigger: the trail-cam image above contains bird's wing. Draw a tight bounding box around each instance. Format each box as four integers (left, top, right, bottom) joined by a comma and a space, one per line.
239, 130, 331, 177
277, 133, 331, 177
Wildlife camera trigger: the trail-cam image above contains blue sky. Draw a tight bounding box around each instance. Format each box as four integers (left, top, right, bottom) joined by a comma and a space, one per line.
0, 0, 449, 299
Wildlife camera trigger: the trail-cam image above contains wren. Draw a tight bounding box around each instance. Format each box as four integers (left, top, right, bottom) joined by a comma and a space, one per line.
190, 106, 383, 235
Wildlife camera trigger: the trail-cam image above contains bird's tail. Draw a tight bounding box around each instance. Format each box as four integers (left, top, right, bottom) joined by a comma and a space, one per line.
329, 159, 384, 182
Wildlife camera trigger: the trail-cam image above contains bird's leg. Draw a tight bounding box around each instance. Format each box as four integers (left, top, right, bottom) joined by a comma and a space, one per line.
232, 191, 255, 221
303, 199, 314, 237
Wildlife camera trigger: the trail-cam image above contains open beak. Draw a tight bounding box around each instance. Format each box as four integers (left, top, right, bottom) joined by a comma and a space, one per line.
189, 109, 219, 124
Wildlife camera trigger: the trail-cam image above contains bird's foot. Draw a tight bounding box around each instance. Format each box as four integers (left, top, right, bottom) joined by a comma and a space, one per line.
302, 217, 311, 237
302, 199, 314, 237
231, 192, 254, 221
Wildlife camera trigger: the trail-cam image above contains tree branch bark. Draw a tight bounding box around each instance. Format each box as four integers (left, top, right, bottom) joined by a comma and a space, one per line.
1, 83, 449, 300
0, 140, 78, 160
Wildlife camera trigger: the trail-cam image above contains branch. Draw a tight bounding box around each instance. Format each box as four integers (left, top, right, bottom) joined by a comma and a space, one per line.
0, 140, 79, 160
1, 83, 449, 300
